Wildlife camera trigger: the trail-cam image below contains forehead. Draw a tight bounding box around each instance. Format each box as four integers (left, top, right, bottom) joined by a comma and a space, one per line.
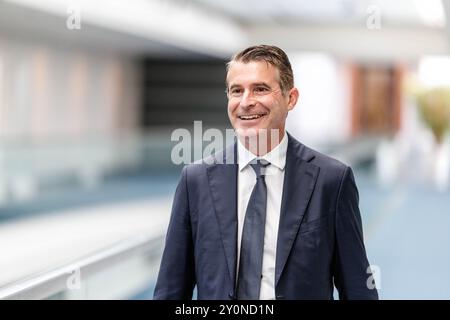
226, 61, 280, 86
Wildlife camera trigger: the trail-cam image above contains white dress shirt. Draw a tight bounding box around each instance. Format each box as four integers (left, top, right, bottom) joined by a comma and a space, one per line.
236, 132, 288, 300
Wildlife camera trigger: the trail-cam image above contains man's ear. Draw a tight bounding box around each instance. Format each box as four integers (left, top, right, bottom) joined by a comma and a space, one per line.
287, 87, 299, 111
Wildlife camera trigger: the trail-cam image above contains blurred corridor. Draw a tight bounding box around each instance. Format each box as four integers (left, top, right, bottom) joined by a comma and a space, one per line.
1, 0, 450, 299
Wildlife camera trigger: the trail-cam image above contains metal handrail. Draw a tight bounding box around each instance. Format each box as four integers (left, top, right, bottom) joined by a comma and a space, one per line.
0, 233, 164, 300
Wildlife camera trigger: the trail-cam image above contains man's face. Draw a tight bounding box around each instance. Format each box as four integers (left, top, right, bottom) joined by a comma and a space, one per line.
226, 61, 297, 139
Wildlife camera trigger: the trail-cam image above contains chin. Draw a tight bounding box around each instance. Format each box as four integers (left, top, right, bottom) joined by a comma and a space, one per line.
234, 126, 263, 138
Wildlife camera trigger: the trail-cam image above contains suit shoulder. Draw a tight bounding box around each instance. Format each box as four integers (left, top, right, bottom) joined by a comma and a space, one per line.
184, 143, 234, 173
288, 134, 348, 173
303, 144, 349, 177
182, 161, 207, 177
181, 152, 217, 178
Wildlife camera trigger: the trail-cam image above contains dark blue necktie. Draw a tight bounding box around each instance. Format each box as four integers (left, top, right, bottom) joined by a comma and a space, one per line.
236, 159, 270, 300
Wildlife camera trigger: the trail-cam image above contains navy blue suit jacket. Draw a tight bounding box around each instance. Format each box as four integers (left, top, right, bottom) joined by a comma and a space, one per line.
154, 133, 378, 300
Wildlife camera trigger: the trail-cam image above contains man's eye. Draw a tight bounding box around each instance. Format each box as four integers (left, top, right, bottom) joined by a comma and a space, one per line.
255, 87, 268, 93
231, 88, 242, 95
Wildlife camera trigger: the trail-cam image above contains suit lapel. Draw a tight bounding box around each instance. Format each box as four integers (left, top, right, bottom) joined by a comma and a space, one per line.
275, 134, 319, 286
206, 143, 238, 287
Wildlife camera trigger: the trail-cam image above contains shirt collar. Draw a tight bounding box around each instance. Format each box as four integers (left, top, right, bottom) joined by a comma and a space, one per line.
237, 131, 288, 172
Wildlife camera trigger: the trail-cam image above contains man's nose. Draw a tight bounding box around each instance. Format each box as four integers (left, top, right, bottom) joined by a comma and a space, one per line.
239, 90, 256, 109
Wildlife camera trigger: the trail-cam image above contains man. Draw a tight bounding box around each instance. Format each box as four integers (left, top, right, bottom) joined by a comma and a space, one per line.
154, 45, 378, 300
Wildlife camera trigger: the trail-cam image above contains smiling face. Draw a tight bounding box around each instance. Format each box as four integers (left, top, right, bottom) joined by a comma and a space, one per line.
226, 61, 298, 146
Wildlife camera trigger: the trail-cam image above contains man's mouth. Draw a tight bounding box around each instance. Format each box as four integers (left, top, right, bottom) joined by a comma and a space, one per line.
238, 113, 268, 121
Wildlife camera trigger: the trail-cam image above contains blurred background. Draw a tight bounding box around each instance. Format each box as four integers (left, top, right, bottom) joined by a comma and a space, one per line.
1, 0, 450, 299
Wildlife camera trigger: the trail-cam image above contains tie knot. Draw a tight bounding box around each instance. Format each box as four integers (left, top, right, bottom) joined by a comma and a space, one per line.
250, 159, 270, 178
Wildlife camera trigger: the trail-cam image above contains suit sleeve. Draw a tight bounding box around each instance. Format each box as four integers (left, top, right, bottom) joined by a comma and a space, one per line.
153, 166, 196, 299
332, 166, 379, 300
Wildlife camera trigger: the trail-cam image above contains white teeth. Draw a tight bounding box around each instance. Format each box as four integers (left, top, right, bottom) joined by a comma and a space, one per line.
239, 114, 265, 120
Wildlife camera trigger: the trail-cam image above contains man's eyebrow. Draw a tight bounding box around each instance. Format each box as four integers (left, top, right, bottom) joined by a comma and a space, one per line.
252, 82, 272, 88
228, 84, 242, 90
228, 82, 272, 89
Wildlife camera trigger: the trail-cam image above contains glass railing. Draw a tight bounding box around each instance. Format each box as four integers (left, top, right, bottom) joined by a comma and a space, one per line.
0, 234, 164, 300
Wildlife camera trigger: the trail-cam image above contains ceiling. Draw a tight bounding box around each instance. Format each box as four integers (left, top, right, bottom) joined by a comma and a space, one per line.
193, 0, 446, 27
0, 0, 449, 61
